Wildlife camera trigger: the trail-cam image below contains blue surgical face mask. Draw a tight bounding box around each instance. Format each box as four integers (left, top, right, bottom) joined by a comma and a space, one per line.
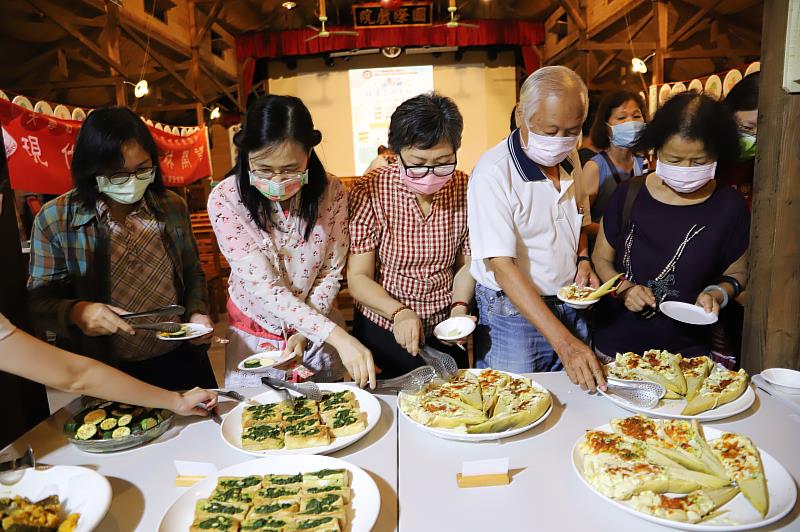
609, 120, 645, 148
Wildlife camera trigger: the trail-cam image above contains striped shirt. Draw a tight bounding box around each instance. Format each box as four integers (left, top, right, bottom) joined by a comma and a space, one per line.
348, 163, 470, 336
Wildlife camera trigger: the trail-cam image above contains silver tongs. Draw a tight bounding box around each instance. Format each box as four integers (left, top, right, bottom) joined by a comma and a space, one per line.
261, 376, 323, 402
120, 305, 185, 321
419, 345, 459, 380
374, 366, 436, 394
131, 321, 184, 333
0, 447, 35, 474
605, 378, 666, 409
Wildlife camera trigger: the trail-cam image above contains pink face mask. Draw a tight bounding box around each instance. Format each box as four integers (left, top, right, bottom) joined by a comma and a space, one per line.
398, 160, 455, 195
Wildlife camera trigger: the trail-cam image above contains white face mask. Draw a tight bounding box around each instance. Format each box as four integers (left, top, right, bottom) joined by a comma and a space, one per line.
96, 171, 154, 205
656, 159, 717, 193
609, 120, 645, 148
522, 130, 579, 167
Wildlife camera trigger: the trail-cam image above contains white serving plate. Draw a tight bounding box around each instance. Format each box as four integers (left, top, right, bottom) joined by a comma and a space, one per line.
660, 301, 718, 325
600, 362, 755, 421
572, 424, 797, 531
0, 465, 112, 532
398, 368, 553, 442
761, 368, 800, 395
557, 285, 599, 309
434, 316, 476, 341
158, 455, 380, 532
237, 350, 294, 372
155, 323, 213, 341
220, 383, 381, 457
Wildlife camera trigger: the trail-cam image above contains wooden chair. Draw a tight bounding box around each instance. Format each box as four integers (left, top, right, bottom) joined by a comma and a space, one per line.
190, 211, 229, 321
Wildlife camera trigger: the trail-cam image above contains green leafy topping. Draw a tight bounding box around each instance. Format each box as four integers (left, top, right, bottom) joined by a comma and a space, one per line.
302, 494, 340, 514
332, 409, 357, 429
269, 474, 303, 485
197, 515, 234, 529
255, 501, 293, 514
243, 425, 282, 441
201, 501, 241, 515
296, 517, 335, 530
211, 488, 253, 504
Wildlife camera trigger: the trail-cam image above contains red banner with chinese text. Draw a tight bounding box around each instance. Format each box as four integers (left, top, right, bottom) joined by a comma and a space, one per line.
0, 98, 212, 195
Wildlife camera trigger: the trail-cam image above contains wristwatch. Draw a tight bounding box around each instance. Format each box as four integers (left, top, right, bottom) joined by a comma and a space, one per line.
576, 255, 592, 266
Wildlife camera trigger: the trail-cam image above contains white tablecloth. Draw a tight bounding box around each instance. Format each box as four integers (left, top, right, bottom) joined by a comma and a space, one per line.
4, 372, 800, 531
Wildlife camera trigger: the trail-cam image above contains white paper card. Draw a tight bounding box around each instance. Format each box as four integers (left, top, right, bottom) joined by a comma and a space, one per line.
461, 457, 509, 477
175, 460, 217, 478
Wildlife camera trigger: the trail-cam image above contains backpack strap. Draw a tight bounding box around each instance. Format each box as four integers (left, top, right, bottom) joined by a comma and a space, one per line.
599, 151, 624, 185
621, 174, 646, 231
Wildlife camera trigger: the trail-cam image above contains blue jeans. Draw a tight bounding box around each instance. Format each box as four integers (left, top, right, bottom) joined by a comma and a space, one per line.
474, 283, 591, 373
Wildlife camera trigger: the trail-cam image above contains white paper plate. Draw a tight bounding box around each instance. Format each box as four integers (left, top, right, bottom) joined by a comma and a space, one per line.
671, 82, 687, 96
572, 424, 797, 531
220, 383, 381, 457
659, 84, 673, 105
557, 290, 597, 310
600, 362, 755, 421
660, 301, 718, 325
237, 350, 292, 371
33, 100, 53, 116
688, 79, 704, 93
71, 107, 86, 121
705, 75, 723, 100
723, 69, 743, 97
398, 368, 553, 442
155, 323, 213, 341
0, 465, 112, 532
12, 95, 32, 111
745, 62, 760, 76
434, 316, 476, 341
158, 455, 380, 532
53, 104, 71, 120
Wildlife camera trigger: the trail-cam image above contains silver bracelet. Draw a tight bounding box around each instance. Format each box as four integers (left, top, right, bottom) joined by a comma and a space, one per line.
703, 284, 729, 309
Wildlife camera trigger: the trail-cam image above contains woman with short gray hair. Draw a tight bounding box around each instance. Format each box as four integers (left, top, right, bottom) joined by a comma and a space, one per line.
347, 92, 475, 378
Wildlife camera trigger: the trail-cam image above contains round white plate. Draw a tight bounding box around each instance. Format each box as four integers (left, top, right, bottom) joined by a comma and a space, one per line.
220, 383, 381, 457
572, 425, 797, 531
723, 69, 743, 97
155, 323, 213, 341
434, 316, 476, 341
33, 100, 53, 116
688, 79, 704, 93
398, 368, 553, 442
660, 301, 718, 325
745, 62, 760, 76
0, 465, 112, 532
659, 84, 673, 105
761, 368, 800, 395
671, 82, 687, 96
600, 362, 755, 421
53, 104, 71, 120
0, 89, 8, 101
12, 95, 32, 111
237, 350, 292, 371
557, 290, 597, 310
158, 455, 380, 532
71, 107, 86, 121
705, 75, 723, 100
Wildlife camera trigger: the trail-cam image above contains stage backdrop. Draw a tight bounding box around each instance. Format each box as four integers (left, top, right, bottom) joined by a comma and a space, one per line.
0, 98, 212, 195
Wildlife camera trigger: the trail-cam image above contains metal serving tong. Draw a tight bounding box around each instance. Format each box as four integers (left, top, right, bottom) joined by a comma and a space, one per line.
604, 378, 666, 409
131, 321, 184, 333
261, 376, 323, 402
0, 447, 35, 474
119, 305, 185, 321
217, 390, 259, 406
374, 366, 437, 394
419, 345, 459, 380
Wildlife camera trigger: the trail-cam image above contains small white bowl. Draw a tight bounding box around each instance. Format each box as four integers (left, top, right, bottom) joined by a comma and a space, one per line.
238, 350, 286, 372
556, 291, 596, 310
434, 316, 476, 341
761, 368, 800, 395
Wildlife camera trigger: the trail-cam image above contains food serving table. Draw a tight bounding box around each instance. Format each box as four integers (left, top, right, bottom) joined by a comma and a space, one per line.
3, 372, 800, 531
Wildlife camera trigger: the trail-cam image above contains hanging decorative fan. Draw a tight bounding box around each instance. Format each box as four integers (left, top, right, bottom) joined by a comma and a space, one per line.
306, 0, 359, 42
435, 0, 479, 29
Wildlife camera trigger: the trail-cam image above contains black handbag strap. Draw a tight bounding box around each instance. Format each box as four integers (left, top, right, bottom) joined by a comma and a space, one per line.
621, 174, 646, 231
599, 151, 625, 185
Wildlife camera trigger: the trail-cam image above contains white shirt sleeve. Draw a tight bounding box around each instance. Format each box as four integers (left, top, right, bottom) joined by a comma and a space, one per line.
468, 166, 518, 261
0, 312, 16, 342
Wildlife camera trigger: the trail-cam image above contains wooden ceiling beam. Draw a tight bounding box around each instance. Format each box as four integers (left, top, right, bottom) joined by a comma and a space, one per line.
554, 0, 586, 33
119, 21, 208, 105
12, 76, 123, 93
193, 0, 224, 47
590, 11, 654, 82
586, 0, 645, 39
23, 0, 131, 81
199, 63, 243, 111
579, 41, 657, 51
664, 48, 760, 59
669, 0, 724, 46
137, 102, 198, 112
671, 0, 761, 44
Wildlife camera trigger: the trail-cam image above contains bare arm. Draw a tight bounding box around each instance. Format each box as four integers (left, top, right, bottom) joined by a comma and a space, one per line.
581, 161, 601, 237
488, 256, 606, 391
450, 252, 476, 315
0, 328, 217, 416
347, 251, 406, 319
697, 251, 748, 313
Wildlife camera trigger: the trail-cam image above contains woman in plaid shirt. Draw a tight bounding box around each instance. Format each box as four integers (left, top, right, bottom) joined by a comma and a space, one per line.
348, 93, 475, 378
27, 107, 216, 390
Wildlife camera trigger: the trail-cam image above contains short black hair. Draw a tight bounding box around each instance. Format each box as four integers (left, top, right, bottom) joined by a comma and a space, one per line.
589, 90, 646, 150
71, 106, 166, 209
388, 92, 463, 154
634, 92, 741, 162
234, 94, 327, 241
725, 72, 760, 112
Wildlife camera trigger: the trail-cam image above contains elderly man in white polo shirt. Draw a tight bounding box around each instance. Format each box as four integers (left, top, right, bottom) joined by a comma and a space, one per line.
468, 66, 607, 392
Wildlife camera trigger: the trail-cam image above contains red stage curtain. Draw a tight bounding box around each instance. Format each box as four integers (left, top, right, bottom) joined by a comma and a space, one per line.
236, 19, 544, 61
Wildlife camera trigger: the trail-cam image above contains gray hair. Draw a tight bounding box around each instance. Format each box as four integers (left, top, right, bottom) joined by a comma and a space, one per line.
519, 66, 589, 124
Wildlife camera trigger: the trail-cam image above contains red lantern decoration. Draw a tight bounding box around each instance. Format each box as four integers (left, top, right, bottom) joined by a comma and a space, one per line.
381, 0, 403, 11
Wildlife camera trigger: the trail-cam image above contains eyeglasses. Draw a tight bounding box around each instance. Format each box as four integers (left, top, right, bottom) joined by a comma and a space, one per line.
249, 169, 307, 181
398, 153, 457, 179
100, 167, 155, 185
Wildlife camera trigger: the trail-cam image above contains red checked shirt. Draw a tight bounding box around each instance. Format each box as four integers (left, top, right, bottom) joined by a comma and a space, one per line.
348, 163, 471, 336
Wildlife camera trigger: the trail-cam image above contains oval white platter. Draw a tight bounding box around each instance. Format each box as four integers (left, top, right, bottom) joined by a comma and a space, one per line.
572, 424, 797, 531
0, 465, 112, 532
220, 383, 381, 456
600, 362, 755, 421
158, 455, 380, 532
398, 368, 553, 442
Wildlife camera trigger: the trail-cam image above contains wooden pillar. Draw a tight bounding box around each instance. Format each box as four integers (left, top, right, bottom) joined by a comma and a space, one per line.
188, 0, 205, 125
105, 0, 127, 106
741, 0, 800, 372
653, 1, 668, 85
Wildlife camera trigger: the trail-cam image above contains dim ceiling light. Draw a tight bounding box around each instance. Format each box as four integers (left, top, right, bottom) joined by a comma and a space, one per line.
209, 106, 221, 120
282, 1, 297, 9
631, 53, 655, 74
124, 79, 150, 98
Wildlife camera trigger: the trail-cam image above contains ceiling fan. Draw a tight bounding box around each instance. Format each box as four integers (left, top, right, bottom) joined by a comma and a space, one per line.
306, 0, 359, 42
435, 0, 479, 29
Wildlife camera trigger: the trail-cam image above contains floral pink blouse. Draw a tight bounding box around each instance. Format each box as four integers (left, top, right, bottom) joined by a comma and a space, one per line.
207, 175, 349, 345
